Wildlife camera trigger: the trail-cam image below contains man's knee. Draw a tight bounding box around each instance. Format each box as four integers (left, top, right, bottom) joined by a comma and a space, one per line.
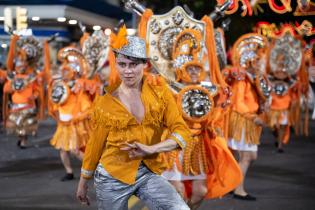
192, 184, 208, 199
170, 181, 185, 198
240, 151, 257, 162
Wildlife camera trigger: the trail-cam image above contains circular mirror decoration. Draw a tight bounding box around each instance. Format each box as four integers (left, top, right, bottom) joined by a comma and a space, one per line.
272, 80, 290, 96
50, 81, 70, 105
178, 86, 214, 122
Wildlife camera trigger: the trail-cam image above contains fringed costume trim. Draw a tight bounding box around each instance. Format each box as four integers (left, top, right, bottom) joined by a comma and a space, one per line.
228, 110, 262, 145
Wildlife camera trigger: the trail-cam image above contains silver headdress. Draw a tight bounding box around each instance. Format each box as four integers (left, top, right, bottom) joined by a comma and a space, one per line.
146, 6, 206, 82
269, 32, 302, 76
16, 36, 43, 66
82, 30, 110, 78
113, 35, 147, 59
232, 33, 268, 70
57, 47, 88, 76
232, 33, 271, 101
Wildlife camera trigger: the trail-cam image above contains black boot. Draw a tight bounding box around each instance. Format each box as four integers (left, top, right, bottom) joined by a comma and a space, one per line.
17, 140, 27, 149
277, 148, 284, 153
60, 173, 74, 181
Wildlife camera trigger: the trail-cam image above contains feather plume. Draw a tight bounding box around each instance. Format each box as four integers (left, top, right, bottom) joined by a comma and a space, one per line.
112, 25, 128, 50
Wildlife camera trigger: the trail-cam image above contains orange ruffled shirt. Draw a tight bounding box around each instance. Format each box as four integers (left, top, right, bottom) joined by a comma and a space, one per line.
81, 79, 191, 185
232, 79, 259, 114
57, 93, 92, 117
270, 93, 291, 110
4, 76, 39, 105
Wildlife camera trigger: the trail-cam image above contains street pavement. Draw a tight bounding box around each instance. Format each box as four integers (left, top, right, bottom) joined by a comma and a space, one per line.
0, 118, 315, 210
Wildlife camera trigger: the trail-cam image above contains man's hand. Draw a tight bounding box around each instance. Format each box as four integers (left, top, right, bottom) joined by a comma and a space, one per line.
76, 178, 90, 206
120, 142, 156, 159
254, 117, 264, 126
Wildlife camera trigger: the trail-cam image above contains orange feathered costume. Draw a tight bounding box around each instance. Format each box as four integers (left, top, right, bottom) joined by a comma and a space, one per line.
3, 34, 46, 136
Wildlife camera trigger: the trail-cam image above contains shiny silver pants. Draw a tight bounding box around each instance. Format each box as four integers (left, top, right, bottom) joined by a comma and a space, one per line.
94, 164, 190, 210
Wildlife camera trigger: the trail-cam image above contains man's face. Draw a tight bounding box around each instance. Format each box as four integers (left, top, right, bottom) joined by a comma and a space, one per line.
273, 54, 289, 79
59, 64, 74, 81
15, 54, 28, 73
116, 54, 146, 87
273, 70, 289, 80
245, 57, 259, 75
186, 65, 202, 83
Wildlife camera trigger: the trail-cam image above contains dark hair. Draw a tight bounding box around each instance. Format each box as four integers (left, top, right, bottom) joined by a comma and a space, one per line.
114, 52, 147, 64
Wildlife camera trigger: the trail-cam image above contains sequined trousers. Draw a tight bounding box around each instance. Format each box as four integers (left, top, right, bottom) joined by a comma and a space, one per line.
94, 163, 190, 210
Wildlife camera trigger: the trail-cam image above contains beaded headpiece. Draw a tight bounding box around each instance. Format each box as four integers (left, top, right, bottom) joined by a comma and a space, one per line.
82, 30, 110, 78
16, 36, 43, 66
172, 29, 206, 83
269, 31, 302, 76
232, 33, 268, 73
57, 47, 89, 77
111, 25, 147, 59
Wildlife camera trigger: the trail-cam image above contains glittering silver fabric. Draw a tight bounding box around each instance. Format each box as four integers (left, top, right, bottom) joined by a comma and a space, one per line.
94, 163, 189, 210
113, 36, 147, 59
7, 107, 38, 136
82, 30, 109, 78
234, 34, 267, 68
50, 81, 69, 105
171, 132, 186, 148
181, 88, 212, 118
146, 6, 205, 82
269, 32, 302, 76
214, 29, 227, 70
17, 36, 43, 65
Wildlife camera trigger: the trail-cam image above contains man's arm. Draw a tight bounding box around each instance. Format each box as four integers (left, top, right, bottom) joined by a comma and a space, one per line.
120, 139, 178, 159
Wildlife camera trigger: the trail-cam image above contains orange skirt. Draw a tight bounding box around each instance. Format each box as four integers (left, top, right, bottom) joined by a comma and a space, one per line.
50, 118, 91, 151
268, 109, 289, 127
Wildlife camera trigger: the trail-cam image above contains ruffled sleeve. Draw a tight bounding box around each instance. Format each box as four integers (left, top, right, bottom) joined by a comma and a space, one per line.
81, 96, 109, 179
232, 80, 250, 114
161, 82, 192, 149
